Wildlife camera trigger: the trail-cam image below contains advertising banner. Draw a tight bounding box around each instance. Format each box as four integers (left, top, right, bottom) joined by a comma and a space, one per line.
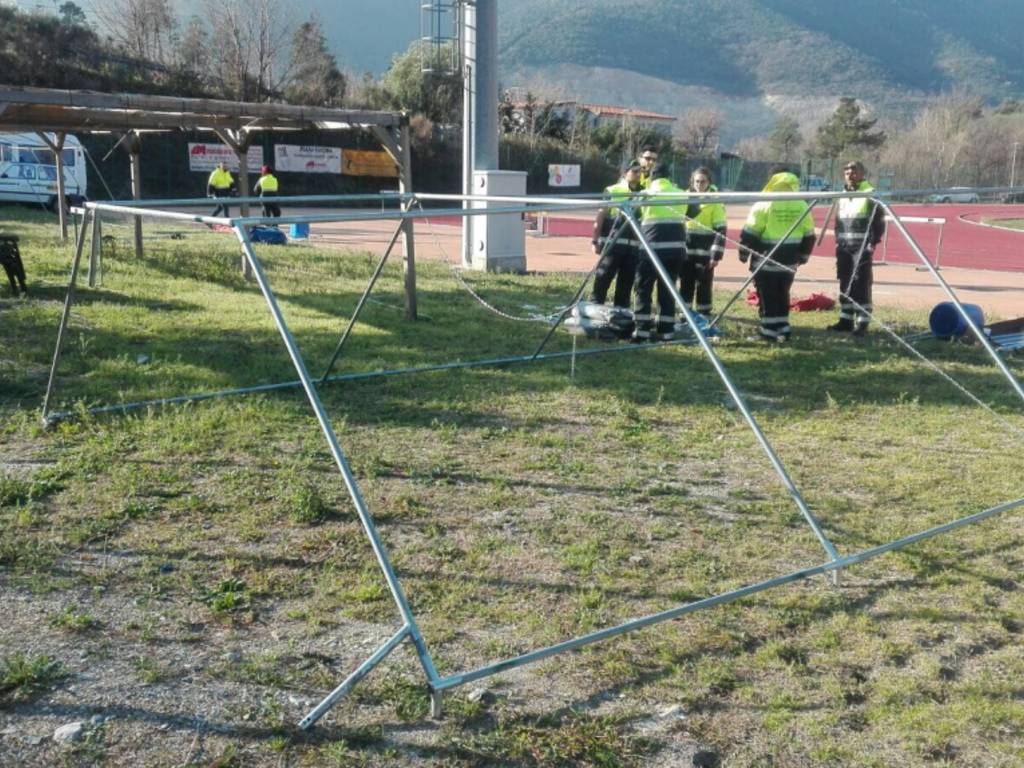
188, 143, 263, 172
274, 144, 343, 174
341, 149, 398, 178
548, 164, 581, 187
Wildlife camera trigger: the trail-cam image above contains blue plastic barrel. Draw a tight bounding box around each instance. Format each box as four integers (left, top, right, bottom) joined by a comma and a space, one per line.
289, 222, 310, 239
928, 301, 984, 337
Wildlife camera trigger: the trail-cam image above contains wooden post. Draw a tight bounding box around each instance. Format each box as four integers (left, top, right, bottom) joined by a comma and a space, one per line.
37, 131, 68, 242
370, 119, 417, 321
397, 119, 417, 321
128, 131, 143, 260
214, 129, 253, 279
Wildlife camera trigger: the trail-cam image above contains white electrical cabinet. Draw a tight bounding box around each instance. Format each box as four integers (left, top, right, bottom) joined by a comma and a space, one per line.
470, 170, 527, 272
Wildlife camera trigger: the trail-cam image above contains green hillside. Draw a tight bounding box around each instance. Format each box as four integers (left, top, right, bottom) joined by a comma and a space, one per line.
499, 0, 1024, 107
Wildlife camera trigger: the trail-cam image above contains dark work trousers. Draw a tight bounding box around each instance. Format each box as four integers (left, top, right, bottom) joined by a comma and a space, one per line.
592, 246, 638, 308
678, 257, 715, 316
753, 268, 796, 339
210, 189, 232, 218
635, 221, 686, 340
836, 246, 874, 328
261, 200, 282, 218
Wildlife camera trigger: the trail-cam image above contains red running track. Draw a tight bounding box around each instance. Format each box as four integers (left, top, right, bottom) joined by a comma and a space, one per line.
427, 204, 1024, 272
811, 204, 1024, 273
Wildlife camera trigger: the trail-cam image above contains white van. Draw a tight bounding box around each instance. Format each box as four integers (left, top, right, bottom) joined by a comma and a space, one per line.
0, 132, 88, 210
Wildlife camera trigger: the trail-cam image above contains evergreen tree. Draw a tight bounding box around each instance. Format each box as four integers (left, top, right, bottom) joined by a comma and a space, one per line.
768, 116, 802, 162
815, 97, 885, 160
285, 19, 346, 106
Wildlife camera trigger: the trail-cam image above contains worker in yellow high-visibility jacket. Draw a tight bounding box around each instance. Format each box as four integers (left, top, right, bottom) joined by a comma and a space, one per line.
206, 161, 235, 218
738, 166, 816, 343
253, 165, 281, 219
633, 163, 699, 342
830, 160, 884, 336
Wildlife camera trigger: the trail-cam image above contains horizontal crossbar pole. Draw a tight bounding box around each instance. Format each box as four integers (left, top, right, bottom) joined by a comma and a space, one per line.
432, 497, 1024, 692
41, 335, 701, 424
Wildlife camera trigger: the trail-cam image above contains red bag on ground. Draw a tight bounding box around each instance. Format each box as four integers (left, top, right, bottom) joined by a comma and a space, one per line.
790, 292, 836, 312
746, 288, 760, 307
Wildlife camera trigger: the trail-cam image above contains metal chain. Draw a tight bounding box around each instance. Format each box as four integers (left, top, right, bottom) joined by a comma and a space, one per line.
732, 250, 1024, 442
414, 201, 565, 324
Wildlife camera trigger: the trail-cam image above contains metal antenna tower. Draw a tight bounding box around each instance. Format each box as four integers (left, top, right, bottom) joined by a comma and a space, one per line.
420, 0, 461, 75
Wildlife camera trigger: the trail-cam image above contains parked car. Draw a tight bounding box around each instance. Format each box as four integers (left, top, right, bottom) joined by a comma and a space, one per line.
927, 187, 980, 203
800, 175, 831, 192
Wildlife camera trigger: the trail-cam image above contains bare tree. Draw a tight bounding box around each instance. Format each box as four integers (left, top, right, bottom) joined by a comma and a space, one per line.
674, 107, 722, 156
94, 0, 177, 65
881, 93, 982, 188
731, 135, 772, 161
206, 0, 290, 101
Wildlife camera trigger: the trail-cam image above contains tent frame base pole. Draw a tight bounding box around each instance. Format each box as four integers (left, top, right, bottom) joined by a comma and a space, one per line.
41, 335, 702, 424
429, 496, 1024, 696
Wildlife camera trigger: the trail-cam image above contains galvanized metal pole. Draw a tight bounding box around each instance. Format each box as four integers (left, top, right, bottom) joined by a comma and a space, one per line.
472, 0, 498, 172
623, 208, 841, 565
710, 199, 820, 328
461, 3, 474, 269
231, 226, 440, 727
320, 202, 412, 382
431, 496, 1024, 693
41, 208, 92, 422
878, 199, 1024, 405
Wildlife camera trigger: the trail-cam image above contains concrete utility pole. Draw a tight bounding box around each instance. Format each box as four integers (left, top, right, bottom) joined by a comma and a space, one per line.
460, 0, 526, 272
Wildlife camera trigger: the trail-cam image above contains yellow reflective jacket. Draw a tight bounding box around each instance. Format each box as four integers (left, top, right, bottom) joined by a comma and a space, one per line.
739, 172, 816, 270
686, 185, 727, 262
836, 179, 884, 250
255, 173, 279, 195
207, 167, 233, 191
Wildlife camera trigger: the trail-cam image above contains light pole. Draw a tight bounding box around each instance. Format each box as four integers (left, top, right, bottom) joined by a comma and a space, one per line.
1010, 141, 1020, 193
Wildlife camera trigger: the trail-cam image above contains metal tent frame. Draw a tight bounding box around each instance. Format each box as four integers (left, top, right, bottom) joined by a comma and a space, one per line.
40, 188, 1024, 728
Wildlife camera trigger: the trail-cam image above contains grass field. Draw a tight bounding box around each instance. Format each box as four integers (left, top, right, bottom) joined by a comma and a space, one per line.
2, 207, 1024, 767
982, 218, 1024, 231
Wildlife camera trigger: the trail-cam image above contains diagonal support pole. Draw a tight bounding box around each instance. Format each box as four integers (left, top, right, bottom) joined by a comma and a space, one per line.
842, 202, 880, 297
42, 208, 93, 423
622, 209, 841, 568
878, 199, 1024, 405
299, 624, 411, 729
530, 212, 634, 360
320, 199, 414, 382
231, 225, 440, 727
709, 198, 820, 329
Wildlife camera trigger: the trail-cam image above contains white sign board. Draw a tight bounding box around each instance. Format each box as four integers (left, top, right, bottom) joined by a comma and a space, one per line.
548, 164, 581, 187
188, 143, 264, 172
274, 145, 342, 174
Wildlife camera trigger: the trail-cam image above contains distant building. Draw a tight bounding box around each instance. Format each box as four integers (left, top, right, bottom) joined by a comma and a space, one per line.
550, 102, 676, 135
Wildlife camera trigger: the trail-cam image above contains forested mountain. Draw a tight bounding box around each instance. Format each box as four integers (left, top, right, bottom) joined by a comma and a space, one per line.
15, 0, 1024, 142
495, 0, 1024, 140
298, 0, 1024, 139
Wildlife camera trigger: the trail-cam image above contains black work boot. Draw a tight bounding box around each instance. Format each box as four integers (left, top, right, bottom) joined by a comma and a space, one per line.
828, 318, 854, 332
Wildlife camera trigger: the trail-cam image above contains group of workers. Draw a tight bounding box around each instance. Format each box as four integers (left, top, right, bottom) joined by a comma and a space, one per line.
205, 162, 281, 220
207, 150, 883, 342
590, 146, 882, 343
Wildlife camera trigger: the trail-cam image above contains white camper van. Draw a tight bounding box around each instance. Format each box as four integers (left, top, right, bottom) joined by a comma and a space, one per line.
0, 133, 88, 210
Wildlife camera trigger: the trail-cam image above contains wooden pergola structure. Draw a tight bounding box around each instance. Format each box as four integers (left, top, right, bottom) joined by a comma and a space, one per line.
0, 86, 414, 279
